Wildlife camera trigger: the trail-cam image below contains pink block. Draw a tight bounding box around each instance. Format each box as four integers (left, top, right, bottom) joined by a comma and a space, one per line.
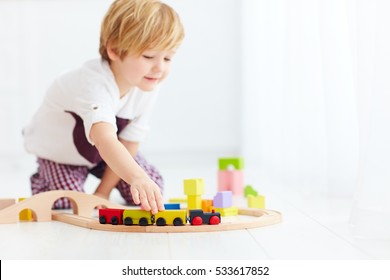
218, 170, 244, 195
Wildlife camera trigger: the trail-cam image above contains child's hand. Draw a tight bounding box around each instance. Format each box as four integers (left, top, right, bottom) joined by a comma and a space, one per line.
130, 176, 164, 215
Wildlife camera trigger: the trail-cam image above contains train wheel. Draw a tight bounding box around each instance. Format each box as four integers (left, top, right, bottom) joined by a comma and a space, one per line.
124, 217, 133, 226
156, 218, 166, 226
111, 216, 119, 225
191, 216, 203, 225
99, 216, 106, 224
209, 215, 220, 225
173, 218, 184, 226
139, 217, 149, 226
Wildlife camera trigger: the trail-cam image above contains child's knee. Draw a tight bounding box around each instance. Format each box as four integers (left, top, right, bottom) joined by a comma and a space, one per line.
30, 172, 49, 194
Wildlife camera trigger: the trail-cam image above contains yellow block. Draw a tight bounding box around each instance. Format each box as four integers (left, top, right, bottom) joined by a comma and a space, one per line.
247, 194, 266, 209
18, 198, 33, 221
211, 206, 238, 217
187, 195, 202, 210
183, 178, 205, 195
168, 197, 187, 203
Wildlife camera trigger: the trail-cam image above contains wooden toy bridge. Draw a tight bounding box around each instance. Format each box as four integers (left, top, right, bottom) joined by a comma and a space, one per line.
0, 190, 282, 233
0, 190, 124, 223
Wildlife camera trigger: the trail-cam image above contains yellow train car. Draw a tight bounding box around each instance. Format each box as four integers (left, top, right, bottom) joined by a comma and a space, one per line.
154, 209, 187, 226
122, 209, 154, 226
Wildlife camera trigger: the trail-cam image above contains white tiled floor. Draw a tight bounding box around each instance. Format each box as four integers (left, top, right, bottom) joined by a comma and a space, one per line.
1, 154, 390, 260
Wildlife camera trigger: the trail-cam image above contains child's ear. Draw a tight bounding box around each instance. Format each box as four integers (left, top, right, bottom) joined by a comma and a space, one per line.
107, 44, 120, 62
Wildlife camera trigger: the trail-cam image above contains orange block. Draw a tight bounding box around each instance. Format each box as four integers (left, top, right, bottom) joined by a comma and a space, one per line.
201, 199, 213, 212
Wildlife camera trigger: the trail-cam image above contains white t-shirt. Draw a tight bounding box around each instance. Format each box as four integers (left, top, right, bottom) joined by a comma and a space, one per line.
23, 58, 159, 168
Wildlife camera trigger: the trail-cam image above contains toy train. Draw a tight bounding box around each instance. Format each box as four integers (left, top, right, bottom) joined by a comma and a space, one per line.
98, 208, 221, 226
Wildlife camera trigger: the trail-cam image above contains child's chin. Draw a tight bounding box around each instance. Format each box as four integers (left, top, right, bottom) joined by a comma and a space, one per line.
139, 85, 157, 92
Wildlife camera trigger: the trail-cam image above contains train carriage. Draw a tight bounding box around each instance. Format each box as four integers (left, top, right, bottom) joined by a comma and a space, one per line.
98, 208, 124, 225
122, 209, 154, 226
154, 209, 187, 226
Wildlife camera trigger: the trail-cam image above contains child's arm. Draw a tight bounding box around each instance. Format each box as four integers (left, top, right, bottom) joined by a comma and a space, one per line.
93, 165, 121, 198
93, 140, 139, 199
90, 122, 164, 214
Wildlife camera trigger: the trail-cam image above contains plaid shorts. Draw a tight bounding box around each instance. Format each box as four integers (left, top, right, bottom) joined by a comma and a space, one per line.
30, 153, 164, 209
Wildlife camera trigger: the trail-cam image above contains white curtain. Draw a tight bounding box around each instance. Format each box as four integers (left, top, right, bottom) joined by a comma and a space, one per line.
350, 0, 390, 239
241, 0, 390, 238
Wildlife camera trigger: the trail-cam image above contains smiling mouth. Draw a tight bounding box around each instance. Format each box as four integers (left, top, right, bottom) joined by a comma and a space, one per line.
145, 77, 159, 81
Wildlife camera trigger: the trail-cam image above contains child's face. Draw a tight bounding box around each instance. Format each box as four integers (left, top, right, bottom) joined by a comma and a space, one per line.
111, 49, 176, 93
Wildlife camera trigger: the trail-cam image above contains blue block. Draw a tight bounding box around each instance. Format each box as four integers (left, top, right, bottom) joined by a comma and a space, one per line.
164, 203, 181, 210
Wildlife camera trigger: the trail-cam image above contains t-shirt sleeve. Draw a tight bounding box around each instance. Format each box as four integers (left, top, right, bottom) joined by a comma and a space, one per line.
73, 85, 118, 146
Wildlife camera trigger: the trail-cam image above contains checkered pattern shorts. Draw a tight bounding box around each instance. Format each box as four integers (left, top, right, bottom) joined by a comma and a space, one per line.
30, 153, 164, 209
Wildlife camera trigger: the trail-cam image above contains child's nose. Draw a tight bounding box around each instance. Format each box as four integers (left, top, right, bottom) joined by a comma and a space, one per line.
152, 60, 164, 72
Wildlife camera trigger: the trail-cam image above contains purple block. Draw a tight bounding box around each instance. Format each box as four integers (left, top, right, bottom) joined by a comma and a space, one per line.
213, 191, 233, 208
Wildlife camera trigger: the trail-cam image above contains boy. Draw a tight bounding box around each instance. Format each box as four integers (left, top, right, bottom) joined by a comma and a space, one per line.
23, 0, 184, 214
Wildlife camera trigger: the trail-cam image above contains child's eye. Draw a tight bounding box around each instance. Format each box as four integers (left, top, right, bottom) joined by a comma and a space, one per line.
143, 55, 153, 59
164, 57, 171, 62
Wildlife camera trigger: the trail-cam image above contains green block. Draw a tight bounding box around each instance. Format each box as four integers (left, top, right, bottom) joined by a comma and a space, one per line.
244, 185, 258, 197
218, 157, 245, 170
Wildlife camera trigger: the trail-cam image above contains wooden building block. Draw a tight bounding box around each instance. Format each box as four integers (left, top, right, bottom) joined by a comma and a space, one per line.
201, 199, 213, 212
211, 206, 238, 217
244, 185, 258, 197
168, 197, 187, 203
247, 194, 266, 209
187, 195, 202, 210
18, 198, 33, 221
213, 191, 233, 208
218, 170, 244, 195
184, 178, 205, 195
218, 157, 244, 170
164, 203, 180, 210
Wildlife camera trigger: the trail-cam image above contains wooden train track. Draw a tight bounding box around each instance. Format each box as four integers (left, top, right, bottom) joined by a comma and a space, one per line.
1, 190, 282, 232
52, 208, 282, 233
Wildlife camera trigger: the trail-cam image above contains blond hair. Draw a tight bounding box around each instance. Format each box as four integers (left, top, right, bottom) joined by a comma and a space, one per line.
99, 0, 184, 62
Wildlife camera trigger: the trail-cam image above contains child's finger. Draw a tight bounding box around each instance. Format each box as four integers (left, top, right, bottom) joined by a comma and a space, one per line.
131, 187, 140, 205
154, 189, 165, 211
147, 192, 158, 215
139, 190, 151, 211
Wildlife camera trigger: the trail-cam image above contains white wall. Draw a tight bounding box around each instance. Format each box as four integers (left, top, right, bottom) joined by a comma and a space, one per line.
146, 0, 242, 160
0, 0, 241, 166
0, 0, 112, 156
